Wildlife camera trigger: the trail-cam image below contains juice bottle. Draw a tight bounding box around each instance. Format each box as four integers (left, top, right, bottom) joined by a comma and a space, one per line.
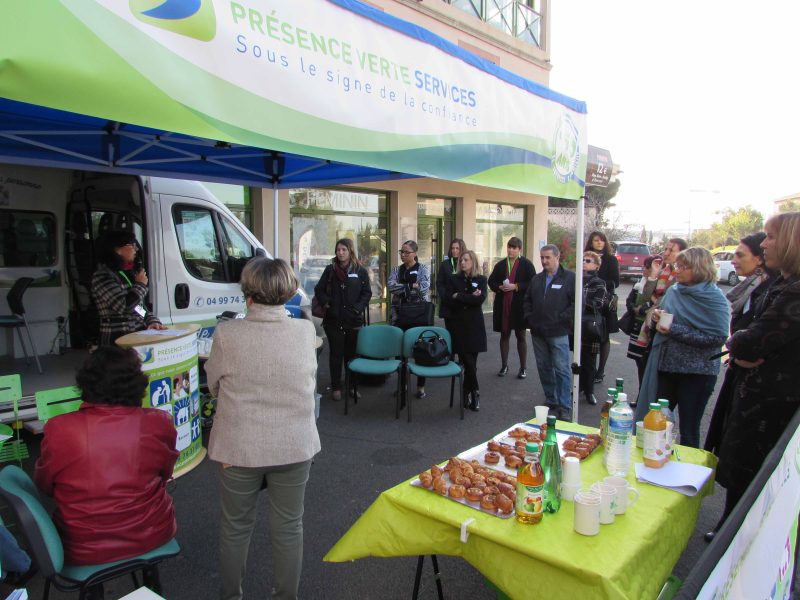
600, 387, 617, 447
516, 442, 544, 524
658, 399, 675, 460
643, 402, 667, 468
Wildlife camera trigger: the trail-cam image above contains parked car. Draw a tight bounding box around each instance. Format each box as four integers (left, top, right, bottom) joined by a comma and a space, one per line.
299, 255, 331, 293
713, 250, 741, 286
612, 241, 652, 280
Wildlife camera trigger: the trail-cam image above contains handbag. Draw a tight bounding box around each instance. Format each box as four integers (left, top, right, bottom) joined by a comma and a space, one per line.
311, 270, 332, 318
581, 309, 606, 344
618, 310, 635, 335
396, 299, 434, 330
412, 329, 450, 366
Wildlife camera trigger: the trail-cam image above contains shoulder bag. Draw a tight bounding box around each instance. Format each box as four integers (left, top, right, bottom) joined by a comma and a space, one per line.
412, 329, 450, 366
311, 270, 332, 318
396, 290, 434, 330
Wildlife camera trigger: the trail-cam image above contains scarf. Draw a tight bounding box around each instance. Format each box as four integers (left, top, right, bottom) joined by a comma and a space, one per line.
501, 257, 520, 333
726, 272, 766, 319
651, 264, 676, 302
636, 282, 730, 418
333, 260, 350, 283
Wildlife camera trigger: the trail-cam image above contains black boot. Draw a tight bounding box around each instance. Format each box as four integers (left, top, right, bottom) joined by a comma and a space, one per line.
463, 390, 472, 409
469, 390, 480, 412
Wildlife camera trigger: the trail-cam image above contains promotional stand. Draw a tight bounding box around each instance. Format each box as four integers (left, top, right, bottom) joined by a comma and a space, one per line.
116, 324, 205, 477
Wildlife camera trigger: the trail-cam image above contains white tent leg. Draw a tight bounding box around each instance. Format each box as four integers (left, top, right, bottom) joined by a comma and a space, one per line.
571, 195, 586, 423
273, 182, 279, 258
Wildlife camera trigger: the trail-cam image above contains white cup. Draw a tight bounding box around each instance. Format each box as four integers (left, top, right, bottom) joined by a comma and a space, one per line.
535, 405, 549, 426
658, 311, 674, 330
573, 490, 601, 536
636, 421, 645, 448
590, 482, 618, 524
562, 482, 581, 502
562, 456, 581, 485
602, 476, 640, 515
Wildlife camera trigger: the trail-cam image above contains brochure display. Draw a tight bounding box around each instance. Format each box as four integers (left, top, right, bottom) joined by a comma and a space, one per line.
116, 324, 204, 476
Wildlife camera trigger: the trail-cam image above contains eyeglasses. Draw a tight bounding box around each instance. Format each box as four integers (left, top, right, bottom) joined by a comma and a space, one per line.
398, 250, 413, 255
674, 263, 691, 271
583, 258, 596, 263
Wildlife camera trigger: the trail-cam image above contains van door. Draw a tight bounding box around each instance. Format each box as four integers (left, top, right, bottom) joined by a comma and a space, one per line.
158, 196, 257, 337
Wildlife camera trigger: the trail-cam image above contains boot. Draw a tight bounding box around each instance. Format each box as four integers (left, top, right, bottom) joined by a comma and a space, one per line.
463, 390, 472, 409
469, 390, 480, 412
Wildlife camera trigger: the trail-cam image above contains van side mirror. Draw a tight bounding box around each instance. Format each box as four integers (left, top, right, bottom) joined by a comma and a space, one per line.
255, 248, 266, 257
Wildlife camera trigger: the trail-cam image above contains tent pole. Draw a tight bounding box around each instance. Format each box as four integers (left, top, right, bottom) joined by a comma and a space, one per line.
273, 182, 279, 258
571, 195, 586, 423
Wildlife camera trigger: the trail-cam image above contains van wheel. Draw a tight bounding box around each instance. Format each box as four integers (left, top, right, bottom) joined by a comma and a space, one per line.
727, 271, 739, 286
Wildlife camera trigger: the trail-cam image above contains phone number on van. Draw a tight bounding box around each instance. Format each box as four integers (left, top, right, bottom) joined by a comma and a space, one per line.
194, 296, 245, 307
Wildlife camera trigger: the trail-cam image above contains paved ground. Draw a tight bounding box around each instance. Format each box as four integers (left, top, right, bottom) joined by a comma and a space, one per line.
8, 281, 736, 599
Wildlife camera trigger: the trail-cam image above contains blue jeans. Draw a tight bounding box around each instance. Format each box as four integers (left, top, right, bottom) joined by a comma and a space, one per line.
531, 335, 572, 411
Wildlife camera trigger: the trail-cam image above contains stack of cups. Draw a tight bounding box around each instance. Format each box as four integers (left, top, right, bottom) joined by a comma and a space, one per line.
561, 457, 581, 501
573, 489, 601, 536
534, 405, 549, 426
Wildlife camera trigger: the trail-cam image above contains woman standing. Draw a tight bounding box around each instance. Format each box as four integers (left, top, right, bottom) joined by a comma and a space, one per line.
638, 247, 729, 447
388, 240, 431, 398
579, 251, 609, 405
624, 255, 661, 387
437, 238, 466, 319
314, 239, 372, 401
714, 214, 800, 533
443, 250, 488, 411
704, 232, 773, 456
91, 230, 167, 345
206, 258, 320, 600
584, 231, 619, 383
487, 237, 536, 379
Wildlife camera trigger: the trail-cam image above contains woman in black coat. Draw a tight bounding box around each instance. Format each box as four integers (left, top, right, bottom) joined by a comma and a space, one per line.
437, 238, 466, 319
314, 238, 372, 401
585, 231, 619, 383
443, 250, 488, 412
487, 237, 536, 379
579, 251, 609, 405
714, 213, 800, 536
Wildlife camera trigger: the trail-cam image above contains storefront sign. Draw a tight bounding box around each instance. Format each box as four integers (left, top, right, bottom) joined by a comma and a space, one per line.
586, 145, 612, 187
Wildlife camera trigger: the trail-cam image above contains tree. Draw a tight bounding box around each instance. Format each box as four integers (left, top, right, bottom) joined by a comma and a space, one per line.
778, 199, 800, 213
710, 206, 764, 247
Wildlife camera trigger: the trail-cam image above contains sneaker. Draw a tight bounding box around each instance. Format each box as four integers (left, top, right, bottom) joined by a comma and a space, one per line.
416, 388, 427, 399
497, 365, 509, 377
517, 368, 527, 379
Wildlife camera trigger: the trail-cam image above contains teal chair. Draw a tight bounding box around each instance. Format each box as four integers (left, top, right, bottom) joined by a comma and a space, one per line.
402, 327, 463, 422
0, 465, 180, 600
0, 374, 29, 462
35, 386, 83, 424
344, 325, 404, 418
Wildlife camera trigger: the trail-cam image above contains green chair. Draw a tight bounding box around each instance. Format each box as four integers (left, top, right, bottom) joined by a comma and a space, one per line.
344, 325, 404, 418
402, 327, 463, 422
0, 374, 28, 462
35, 386, 83, 424
0, 465, 180, 600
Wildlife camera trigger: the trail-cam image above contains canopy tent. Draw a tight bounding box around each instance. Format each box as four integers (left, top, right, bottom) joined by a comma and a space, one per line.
0, 0, 592, 418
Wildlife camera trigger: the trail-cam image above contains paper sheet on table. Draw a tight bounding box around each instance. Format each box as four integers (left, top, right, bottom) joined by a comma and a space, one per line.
635, 461, 713, 497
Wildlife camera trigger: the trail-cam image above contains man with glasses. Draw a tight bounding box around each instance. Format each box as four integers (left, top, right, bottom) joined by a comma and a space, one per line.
523, 245, 576, 420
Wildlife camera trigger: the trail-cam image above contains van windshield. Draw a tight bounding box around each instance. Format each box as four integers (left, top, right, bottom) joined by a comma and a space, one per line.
618, 244, 648, 254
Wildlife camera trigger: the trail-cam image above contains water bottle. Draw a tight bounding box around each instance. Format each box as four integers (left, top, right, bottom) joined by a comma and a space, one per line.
605, 392, 633, 476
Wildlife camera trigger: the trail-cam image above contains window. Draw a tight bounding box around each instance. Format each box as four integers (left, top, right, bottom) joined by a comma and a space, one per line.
474, 201, 527, 311
173, 206, 225, 282
0, 209, 57, 267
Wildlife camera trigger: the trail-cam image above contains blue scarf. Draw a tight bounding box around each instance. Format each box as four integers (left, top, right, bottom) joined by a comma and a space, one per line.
636, 282, 730, 420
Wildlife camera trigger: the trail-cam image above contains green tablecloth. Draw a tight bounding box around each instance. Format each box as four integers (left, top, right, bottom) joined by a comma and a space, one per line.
324, 421, 717, 600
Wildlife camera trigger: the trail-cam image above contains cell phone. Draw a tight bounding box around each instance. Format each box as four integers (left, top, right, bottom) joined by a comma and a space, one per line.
708, 350, 729, 361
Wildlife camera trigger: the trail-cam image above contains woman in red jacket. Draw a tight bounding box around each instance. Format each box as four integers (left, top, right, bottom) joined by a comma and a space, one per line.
34, 346, 178, 565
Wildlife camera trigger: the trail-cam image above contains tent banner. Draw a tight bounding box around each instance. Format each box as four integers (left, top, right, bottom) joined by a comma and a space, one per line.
1, 0, 587, 197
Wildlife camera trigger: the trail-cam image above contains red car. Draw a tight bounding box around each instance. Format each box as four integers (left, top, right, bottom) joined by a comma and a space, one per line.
612, 241, 652, 280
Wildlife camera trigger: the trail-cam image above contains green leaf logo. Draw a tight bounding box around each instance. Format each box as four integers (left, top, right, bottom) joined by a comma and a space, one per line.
130, 0, 216, 42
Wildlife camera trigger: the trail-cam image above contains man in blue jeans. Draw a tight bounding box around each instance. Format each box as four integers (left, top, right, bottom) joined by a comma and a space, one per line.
523, 245, 576, 420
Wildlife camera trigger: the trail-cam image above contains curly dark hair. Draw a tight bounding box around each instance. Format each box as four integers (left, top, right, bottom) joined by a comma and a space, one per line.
584, 231, 612, 257
76, 346, 148, 407
96, 230, 139, 270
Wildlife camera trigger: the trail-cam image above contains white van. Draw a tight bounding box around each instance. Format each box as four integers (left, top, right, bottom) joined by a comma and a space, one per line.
0, 163, 287, 361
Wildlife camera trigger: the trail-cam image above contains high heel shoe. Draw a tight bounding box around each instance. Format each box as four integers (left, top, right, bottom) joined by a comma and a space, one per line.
469, 391, 480, 412
497, 365, 509, 377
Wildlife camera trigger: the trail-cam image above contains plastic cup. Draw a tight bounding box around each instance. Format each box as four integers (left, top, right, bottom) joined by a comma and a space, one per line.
590, 482, 618, 524
535, 405, 549, 425
573, 490, 601, 536
659, 311, 674, 330
562, 456, 581, 485
602, 475, 640, 515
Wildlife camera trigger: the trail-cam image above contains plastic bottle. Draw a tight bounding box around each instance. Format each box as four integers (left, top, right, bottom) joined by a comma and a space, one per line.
540, 415, 562, 513
658, 399, 675, 460
605, 392, 634, 476
643, 403, 667, 468
600, 387, 617, 448
516, 442, 544, 524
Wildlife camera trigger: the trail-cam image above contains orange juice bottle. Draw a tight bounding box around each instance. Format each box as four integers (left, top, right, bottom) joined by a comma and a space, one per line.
642, 403, 667, 468
516, 442, 544, 524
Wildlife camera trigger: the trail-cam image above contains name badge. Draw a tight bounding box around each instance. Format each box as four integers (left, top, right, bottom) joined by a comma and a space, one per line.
408, 270, 418, 276
134, 304, 147, 318
348, 273, 359, 278
471, 282, 478, 287
551, 284, 563, 289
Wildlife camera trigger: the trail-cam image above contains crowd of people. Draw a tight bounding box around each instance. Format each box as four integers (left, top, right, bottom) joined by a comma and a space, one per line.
25, 215, 799, 598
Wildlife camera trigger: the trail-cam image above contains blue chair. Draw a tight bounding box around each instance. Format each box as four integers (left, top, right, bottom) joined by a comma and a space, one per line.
344, 325, 404, 418
402, 327, 463, 422
0, 465, 180, 600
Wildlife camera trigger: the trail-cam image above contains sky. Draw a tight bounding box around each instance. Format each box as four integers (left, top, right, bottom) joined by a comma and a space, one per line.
548, 1, 800, 236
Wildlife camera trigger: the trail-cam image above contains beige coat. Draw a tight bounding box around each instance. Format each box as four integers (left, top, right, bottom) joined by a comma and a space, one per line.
205, 304, 321, 467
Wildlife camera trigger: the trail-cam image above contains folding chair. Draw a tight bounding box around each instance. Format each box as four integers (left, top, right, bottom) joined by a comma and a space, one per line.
0, 277, 43, 373
344, 325, 404, 418
35, 386, 83, 424
0, 465, 180, 600
402, 327, 463, 422
0, 374, 28, 462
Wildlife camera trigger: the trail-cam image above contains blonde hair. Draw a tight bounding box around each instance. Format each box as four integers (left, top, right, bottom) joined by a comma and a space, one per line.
460, 250, 481, 278
676, 247, 717, 284
240, 257, 298, 305
765, 212, 800, 276
583, 251, 602, 267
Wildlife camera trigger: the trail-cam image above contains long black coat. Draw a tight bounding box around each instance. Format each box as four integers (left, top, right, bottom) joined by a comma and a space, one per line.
442, 273, 488, 354
437, 257, 460, 318
487, 257, 536, 332
716, 274, 800, 491
314, 263, 372, 329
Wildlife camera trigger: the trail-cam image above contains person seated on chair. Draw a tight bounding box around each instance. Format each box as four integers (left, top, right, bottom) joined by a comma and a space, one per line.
34, 346, 178, 565
91, 230, 167, 346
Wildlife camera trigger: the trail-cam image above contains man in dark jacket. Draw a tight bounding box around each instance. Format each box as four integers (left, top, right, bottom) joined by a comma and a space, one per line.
523, 244, 576, 420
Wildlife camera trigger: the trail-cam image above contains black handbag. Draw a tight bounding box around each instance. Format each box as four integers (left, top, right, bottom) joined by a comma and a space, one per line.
618, 310, 635, 335
582, 309, 606, 344
396, 299, 434, 330
412, 329, 450, 366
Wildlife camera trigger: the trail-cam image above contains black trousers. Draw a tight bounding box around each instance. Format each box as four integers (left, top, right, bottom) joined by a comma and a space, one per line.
461, 352, 479, 393
323, 324, 359, 392
657, 371, 717, 448
579, 345, 598, 400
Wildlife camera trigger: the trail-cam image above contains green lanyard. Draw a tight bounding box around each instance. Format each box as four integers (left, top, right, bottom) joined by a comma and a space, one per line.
119, 271, 133, 287
507, 257, 516, 278
450, 257, 457, 274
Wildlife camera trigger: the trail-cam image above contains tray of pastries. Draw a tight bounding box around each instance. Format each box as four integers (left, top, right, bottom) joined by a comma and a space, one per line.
410, 456, 517, 519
